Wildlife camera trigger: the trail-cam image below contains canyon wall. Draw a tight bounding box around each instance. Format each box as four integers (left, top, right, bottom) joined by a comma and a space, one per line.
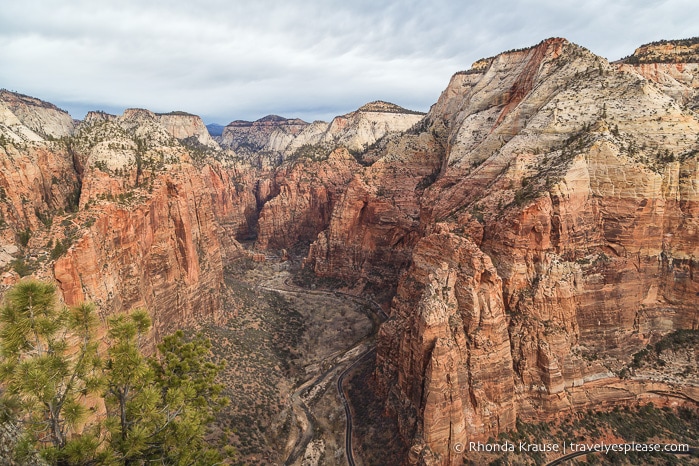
299, 38, 699, 464
0, 102, 245, 342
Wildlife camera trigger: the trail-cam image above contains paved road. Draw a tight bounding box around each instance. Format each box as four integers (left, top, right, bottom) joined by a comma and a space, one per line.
259, 277, 386, 466
337, 349, 375, 466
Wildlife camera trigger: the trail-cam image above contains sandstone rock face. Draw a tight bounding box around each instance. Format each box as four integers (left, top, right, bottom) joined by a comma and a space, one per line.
298, 38, 699, 464
318, 101, 424, 153
53, 166, 225, 342
3, 36, 699, 466
627, 38, 699, 64
0, 90, 75, 139
220, 115, 309, 154
46, 109, 260, 338
620, 61, 699, 112
618, 38, 699, 110
156, 112, 220, 149
0, 101, 242, 346
0, 100, 81, 267
255, 148, 359, 249
219, 103, 424, 166
199, 161, 261, 247
376, 233, 516, 466
305, 131, 442, 293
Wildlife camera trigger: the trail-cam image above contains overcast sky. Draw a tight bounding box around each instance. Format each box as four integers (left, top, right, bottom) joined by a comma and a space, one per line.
1, 1, 696, 124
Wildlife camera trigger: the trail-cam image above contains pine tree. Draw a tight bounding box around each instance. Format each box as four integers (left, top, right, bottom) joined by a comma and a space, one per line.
103, 312, 228, 465
0, 280, 103, 465
0, 281, 230, 465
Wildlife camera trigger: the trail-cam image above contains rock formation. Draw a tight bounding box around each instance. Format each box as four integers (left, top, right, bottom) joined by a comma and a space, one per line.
2, 36, 699, 466
255, 147, 359, 249
219, 102, 424, 166
299, 38, 699, 464
156, 111, 221, 149
0, 102, 240, 343
0, 90, 75, 140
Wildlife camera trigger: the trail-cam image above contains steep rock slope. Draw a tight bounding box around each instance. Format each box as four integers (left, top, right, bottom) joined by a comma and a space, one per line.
300, 38, 699, 464
156, 111, 221, 149
0, 102, 248, 341
0, 99, 81, 269
304, 131, 443, 294
255, 147, 360, 249
249, 102, 427, 259
618, 38, 699, 110
0, 90, 75, 139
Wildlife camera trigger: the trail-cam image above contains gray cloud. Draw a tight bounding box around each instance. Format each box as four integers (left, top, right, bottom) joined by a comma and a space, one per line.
0, 0, 696, 123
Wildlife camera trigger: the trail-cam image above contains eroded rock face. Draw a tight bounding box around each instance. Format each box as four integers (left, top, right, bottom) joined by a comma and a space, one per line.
255, 148, 359, 249
219, 103, 424, 167
156, 112, 221, 149
376, 233, 516, 466
320, 101, 424, 153
53, 167, 226, 342
297, 38, 699, 464
0, 100, 81, 268
0, 101, 243, 345
3, 36, 699, 466
0, 90, 75, 139
304, 133, 442, 293
627, 39, 699, 64
220, 115, 309, 155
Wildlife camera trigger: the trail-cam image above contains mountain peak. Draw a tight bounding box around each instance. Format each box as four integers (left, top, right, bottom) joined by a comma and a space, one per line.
463, 37, 572, 72
0, 89, 70, 114
0, 89, 75, 139
622, 37, 699, 64
356, 100, 424, 115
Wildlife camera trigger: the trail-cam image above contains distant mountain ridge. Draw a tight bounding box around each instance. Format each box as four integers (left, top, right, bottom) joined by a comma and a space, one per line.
205, 123, 225, 137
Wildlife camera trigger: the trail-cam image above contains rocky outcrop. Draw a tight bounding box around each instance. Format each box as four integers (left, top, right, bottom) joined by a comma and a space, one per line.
376, 233, 516, 465
156, 111, 220, 149
255, 148, 359, 249
200, 160, 264, 247
0, 102, 242, 345
304, 130, 442, 294
53, 165, 226, 342
318, 101, 424, 153
297, 38, 699, 464
0, 90, 74, 139
219, 103, 424, 167
220, 115, 309, 153
616, 38, 699, 110
622, 37, 699, 64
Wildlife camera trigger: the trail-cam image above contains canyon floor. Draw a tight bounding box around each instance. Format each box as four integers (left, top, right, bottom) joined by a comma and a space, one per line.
193, 249, 397, 466
190, 249, 699, 466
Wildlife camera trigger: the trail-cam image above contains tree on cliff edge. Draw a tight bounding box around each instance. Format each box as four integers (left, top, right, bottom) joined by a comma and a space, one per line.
0, 280, 103, 465
0, 280, 229, 465
103, 311, 228, 465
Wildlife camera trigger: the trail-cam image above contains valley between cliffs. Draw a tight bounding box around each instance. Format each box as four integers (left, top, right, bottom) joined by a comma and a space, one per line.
1, 37, 699, 466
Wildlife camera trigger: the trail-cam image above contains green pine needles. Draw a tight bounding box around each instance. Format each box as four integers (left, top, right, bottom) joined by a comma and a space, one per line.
0, 280, 229, 465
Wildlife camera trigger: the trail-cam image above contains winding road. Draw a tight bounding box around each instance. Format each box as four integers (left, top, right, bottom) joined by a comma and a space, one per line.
258, 274, 387, 466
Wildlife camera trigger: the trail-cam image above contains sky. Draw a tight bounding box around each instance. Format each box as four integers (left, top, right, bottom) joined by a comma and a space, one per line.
0, 0, 696, 124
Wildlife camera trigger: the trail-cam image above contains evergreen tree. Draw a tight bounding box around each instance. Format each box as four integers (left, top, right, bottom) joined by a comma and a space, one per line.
0, 280, 103, 465
0, 281, 230, 465
103, 313, 228, 465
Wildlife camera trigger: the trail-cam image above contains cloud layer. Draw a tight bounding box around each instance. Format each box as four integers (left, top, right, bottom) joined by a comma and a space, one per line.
1, 0, 696, 123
